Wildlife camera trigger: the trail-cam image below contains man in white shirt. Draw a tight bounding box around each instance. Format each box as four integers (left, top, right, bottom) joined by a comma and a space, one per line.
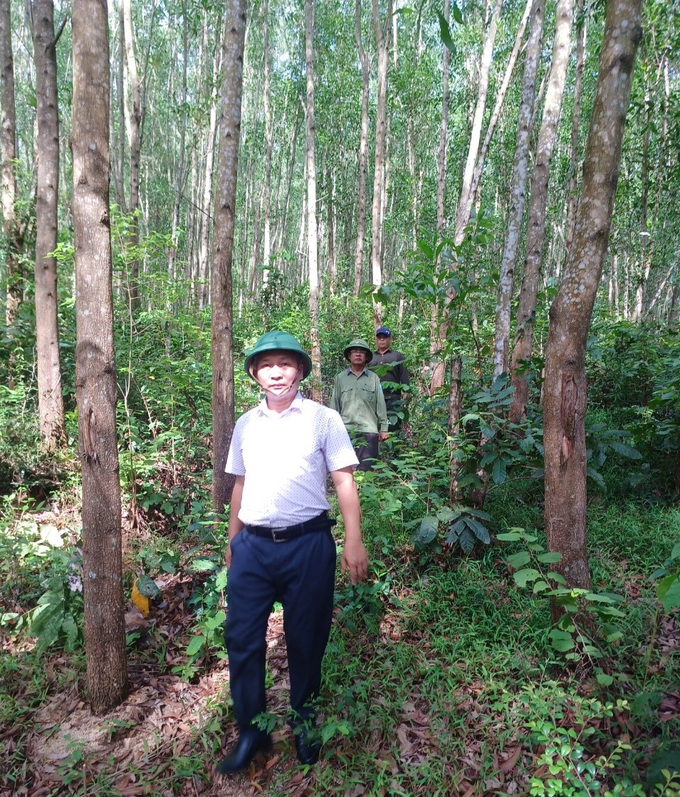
217, 330, 368, 774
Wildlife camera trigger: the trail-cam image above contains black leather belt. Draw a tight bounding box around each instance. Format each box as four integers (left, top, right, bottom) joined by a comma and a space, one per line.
247, 511, 335, 543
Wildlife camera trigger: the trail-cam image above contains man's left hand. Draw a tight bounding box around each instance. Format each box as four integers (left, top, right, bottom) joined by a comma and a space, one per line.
341, 538, 369, 585
379, 431, 389, 442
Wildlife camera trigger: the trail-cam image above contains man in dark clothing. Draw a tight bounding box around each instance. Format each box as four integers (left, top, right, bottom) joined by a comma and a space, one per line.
369, 327, 410, 432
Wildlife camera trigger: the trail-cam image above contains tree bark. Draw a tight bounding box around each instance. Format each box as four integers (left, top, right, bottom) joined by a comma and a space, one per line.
565, 0, 586, 256
211, 0, 246, 515
32, 0, 65, 451
492, 0, 545, 380
305, 0, 321, 401
543, 0, 641, 590
262, 0, 272, 287
370, 0, 391, 313
353, 0, 369, 296
72, 0, 127, 714
454, 0, 503, 247
0, 0, 23, 384
466, 0, 532, 222
509, 0, 574, 423
121, 0, 143, 310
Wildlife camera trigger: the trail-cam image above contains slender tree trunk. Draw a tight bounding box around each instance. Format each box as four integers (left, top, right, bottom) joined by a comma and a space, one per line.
122, 0, 143, 310
436, 0, 450, 236
353, 0, 369, 297
454, 0, 503, 246
565, 0, 586, 255
212, 0, 246, 515
72, 0, 127, 714
429, 0, 502, 395
370, 0, 391, 321
492, 0, 545, 380
466, 0, 532, 218
509, 0, 574, 423
543, 0, 641, 591
0, 0, 23, 383
305, 0, 321, 401
32, 0, 64, 451
262, 0, 272, 287
448, 356, 462, 501
167, 0, 189, 297
198, 48, 220, 310
327, 161, 337, 293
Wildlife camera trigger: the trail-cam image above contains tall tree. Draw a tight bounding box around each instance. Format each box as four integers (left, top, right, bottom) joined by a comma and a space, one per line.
453, 0, 503, 247
211, 0, 246, 515
543, 0, 642, 590
305, 0, 322, 399
492, 0, 546, 380
32, 0, 65, 451
370, 0, 391, 318
262, 0, 272, 288
509, 0, 574, 422
353, 0, 370, 296
120, 0, 144, 310
72, 0, 127, 713
0, 0, 22, 378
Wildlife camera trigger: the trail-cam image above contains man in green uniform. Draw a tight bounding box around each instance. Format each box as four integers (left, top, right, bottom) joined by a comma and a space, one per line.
330, 339, 389, 471
369, 326, 410, 432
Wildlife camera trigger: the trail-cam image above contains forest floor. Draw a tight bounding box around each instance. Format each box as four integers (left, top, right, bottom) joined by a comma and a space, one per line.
2, 502, 680, 796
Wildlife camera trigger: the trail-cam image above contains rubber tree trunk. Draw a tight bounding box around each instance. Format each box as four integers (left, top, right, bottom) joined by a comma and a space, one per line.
492, 0, 545, 381
305, 0, 322, 401
72, 0, 127, 714
32, 0, 65, 452
211, 0, 246, 516
353, 0, 370, 297
509, 0, 574, 423
543, 0, 642, 591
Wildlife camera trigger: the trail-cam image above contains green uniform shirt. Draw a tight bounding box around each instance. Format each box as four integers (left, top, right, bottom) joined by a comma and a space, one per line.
330, 368, 389, 434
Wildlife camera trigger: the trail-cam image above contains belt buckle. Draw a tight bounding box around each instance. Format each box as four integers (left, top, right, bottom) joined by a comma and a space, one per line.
271, 527, 287, 543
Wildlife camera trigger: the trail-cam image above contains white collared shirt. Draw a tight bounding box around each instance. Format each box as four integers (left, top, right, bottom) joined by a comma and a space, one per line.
225, 393, 359, 528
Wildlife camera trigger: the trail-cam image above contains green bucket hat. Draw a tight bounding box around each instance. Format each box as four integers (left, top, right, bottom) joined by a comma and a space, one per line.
343, 338, 373, 361
244, 331, 313, 380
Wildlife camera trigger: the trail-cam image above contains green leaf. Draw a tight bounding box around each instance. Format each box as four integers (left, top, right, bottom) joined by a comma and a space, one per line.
507, 551, 531, 569
137, 573, 161, 598
587, 467, 606, 488
514, 568, 541, 587
215, 569, 228, 591
607, 441, 642, 459
191, 558, 219, 572
533, 580, 550, 594
657, 573, 680, 610
465, 518, 490, 544
436, 506, 457, 523
458, 528, 475, 555
547, 571, 567, 585
536, 552, 562, 564
186, 635, 206, 657
413, 516, 438, 548
595, 672, 614, 686
491, 457, 507, 485
452, 1, 463, 24
496, 532, 521, 542
549, 629, 575, 652
437, 11, 456, 53
204, 610, 226, 631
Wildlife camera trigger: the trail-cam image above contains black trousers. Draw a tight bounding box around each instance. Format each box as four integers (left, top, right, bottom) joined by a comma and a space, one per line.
225, 522, 336, 730
354, 432, 379, 471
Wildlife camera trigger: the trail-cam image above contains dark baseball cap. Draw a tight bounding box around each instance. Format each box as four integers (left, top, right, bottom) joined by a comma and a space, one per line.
375, 326, 391, 336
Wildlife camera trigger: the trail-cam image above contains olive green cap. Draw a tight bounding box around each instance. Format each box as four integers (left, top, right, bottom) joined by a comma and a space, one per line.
344, 338, 373, 361
244, 330, 312, 380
